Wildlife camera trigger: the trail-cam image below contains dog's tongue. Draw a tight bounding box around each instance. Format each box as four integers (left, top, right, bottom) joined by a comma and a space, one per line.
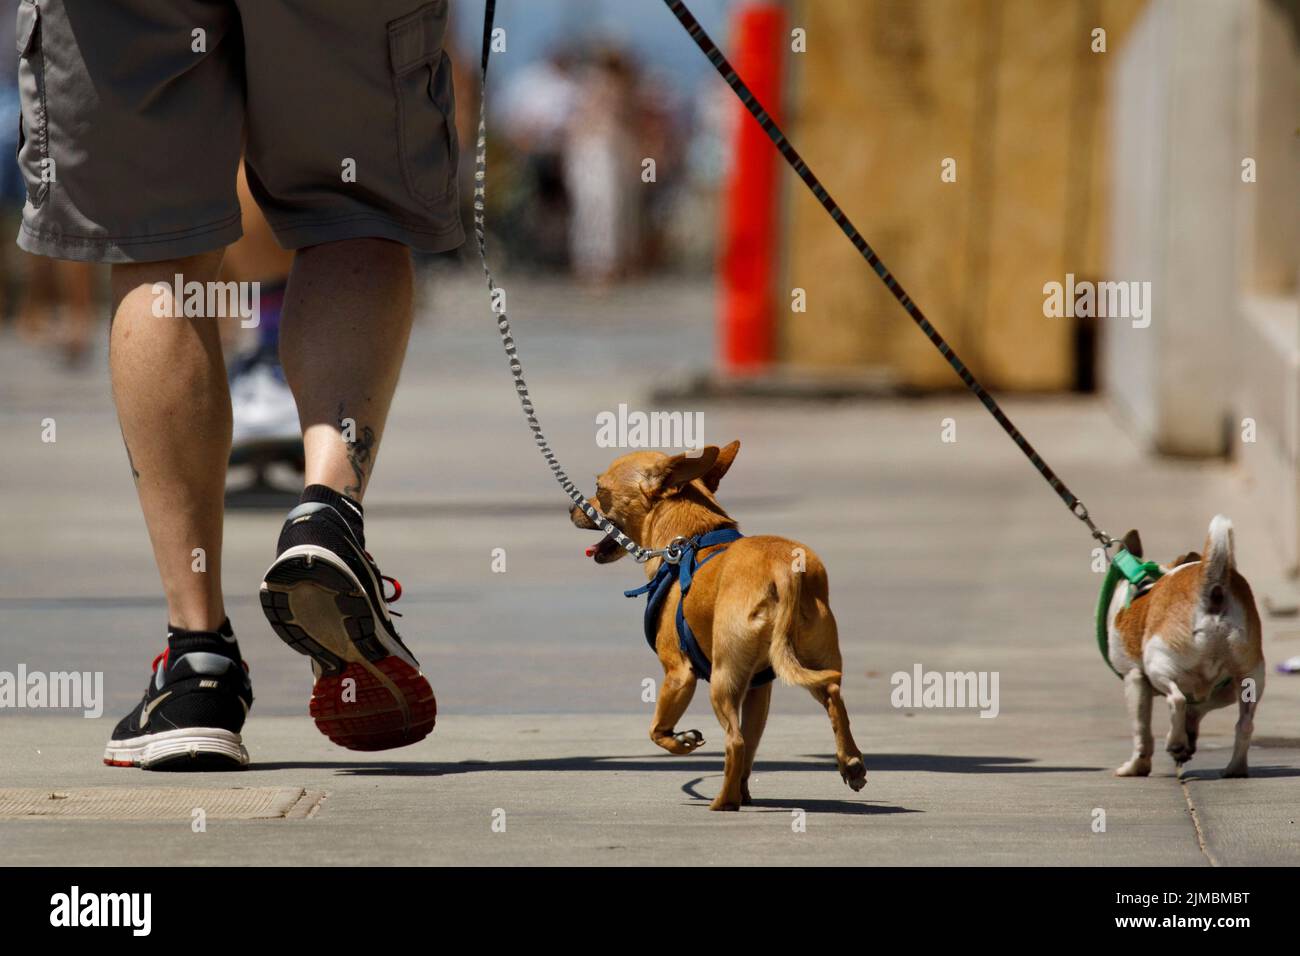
587, 533, 616, 559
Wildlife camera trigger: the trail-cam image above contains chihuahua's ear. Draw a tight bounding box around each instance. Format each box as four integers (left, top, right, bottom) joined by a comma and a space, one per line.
1121, 529, 1143, 558
1171, 550, 1202, 567
645, 446, 720, 495
702, 440, 740, 492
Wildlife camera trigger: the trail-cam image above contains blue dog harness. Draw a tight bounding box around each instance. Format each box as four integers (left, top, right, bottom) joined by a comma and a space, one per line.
624, 528, 777, 688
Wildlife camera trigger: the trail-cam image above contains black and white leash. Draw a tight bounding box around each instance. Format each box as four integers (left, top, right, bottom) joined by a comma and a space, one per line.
474, 0, 1116, 557
474, 0, 671, 564
659, 0, 1117, 551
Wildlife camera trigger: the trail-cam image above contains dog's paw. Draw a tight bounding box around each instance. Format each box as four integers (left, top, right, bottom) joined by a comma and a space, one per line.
709, 797, 741, 812
1166, 742, 1193, 764
840, 756, 868, 792
1221, 763, 1249, 779
654, 729, 705, 754
1115, 757, 1152, 777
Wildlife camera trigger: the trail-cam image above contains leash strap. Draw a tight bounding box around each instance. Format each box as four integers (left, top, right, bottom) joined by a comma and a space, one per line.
661, 0, 1112, 551
474, 0, 652, 563
626, 529, 775, 686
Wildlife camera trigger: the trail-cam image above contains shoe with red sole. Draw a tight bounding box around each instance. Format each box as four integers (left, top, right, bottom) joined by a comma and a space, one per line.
260, 498, 436, 751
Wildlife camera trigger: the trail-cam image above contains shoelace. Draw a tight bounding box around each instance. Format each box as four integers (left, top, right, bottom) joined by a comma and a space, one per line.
365, 550, 404, 617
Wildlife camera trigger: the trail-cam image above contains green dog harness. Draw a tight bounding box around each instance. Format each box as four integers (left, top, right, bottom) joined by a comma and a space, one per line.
1095, 548, 1164, 678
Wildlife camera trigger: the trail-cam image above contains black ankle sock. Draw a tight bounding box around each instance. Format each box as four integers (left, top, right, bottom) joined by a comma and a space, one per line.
300, 484, 365, 546
167, 619, 238, 657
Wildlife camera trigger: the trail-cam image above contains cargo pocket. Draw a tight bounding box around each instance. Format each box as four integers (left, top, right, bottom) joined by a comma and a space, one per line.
388, 2, 456, 207
15, 0, 48, 207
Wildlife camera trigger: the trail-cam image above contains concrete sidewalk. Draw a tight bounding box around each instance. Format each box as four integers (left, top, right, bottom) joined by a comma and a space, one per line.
1, 272, 1298, 865
4, 711, 1294, 867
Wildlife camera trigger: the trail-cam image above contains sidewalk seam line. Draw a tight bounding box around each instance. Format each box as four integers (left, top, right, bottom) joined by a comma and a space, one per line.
1179, 779, 1219, 867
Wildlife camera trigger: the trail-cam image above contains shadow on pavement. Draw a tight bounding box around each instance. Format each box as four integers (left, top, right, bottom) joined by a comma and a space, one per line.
860, 753, 1101, 773
253, 755, 833, 775
678, 774, 919, 815
250, 752, 1099, 776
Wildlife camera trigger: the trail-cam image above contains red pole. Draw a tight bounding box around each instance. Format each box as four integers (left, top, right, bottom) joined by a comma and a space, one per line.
718, 2, 784, 374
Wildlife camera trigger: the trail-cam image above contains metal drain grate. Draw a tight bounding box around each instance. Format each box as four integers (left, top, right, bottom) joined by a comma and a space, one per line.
0, 787, 325, 820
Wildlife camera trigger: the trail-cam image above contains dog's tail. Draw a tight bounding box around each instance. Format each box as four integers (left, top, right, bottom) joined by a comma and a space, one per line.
1200, 514, 1235, 615
770, 567, 840, 688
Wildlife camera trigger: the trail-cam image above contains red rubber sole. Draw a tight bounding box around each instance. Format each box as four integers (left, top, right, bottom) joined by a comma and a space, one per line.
309, 657, 436, 752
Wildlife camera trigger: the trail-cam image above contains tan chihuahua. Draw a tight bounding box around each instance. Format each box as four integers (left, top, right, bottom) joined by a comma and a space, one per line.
1107, 516, 1264, 778
571, 441, 867, 810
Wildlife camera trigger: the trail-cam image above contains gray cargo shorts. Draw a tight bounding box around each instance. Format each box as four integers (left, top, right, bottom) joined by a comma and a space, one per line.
14, 0, 464, 263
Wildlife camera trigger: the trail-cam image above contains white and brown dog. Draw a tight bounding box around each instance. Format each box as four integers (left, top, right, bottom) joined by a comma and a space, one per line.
1107, 515, 1264, 778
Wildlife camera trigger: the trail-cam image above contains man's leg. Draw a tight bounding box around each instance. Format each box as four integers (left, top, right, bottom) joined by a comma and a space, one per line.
242, 0, 460, 752
102, 250, 254, 771
262, 237, 434, 752
19, 0, 250, 770
279, 238, 413, 500
109, 251, 229, 632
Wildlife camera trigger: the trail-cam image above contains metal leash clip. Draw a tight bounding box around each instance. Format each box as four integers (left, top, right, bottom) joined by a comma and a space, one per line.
636, 535, 688, 565
1072, 501, 1116, 553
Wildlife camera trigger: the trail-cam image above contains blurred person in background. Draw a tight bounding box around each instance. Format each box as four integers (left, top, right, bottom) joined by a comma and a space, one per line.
497, 49, 578, 270
0, 0, 97, 366
0, 0, 21, 296
628, 64, 688, 273
564, 48, 641, 286
10, 249, 98, 366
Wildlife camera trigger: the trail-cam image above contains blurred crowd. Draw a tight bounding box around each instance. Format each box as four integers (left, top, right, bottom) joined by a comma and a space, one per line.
479, 42, 729, 283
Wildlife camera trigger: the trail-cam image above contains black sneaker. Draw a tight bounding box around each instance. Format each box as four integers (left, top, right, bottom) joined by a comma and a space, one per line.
260, 498, 436, 751
103, 619, 252, 770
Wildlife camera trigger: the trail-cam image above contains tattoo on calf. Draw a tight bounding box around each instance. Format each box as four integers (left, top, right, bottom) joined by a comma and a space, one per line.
337, 403, 375, 498
121, 433, 140, 482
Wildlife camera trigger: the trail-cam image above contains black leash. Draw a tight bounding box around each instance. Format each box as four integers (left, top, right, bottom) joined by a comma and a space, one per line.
661, 0, 1114, 550
476, 0, 1115, 555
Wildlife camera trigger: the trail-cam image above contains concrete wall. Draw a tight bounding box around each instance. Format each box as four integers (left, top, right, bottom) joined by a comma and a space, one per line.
1104, 0, 1246, 456
1235, 0, 1300, 573
1107, 0, 1299, 570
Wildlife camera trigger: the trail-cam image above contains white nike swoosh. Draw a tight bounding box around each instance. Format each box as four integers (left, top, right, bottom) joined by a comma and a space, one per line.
139, 691, 172, 728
